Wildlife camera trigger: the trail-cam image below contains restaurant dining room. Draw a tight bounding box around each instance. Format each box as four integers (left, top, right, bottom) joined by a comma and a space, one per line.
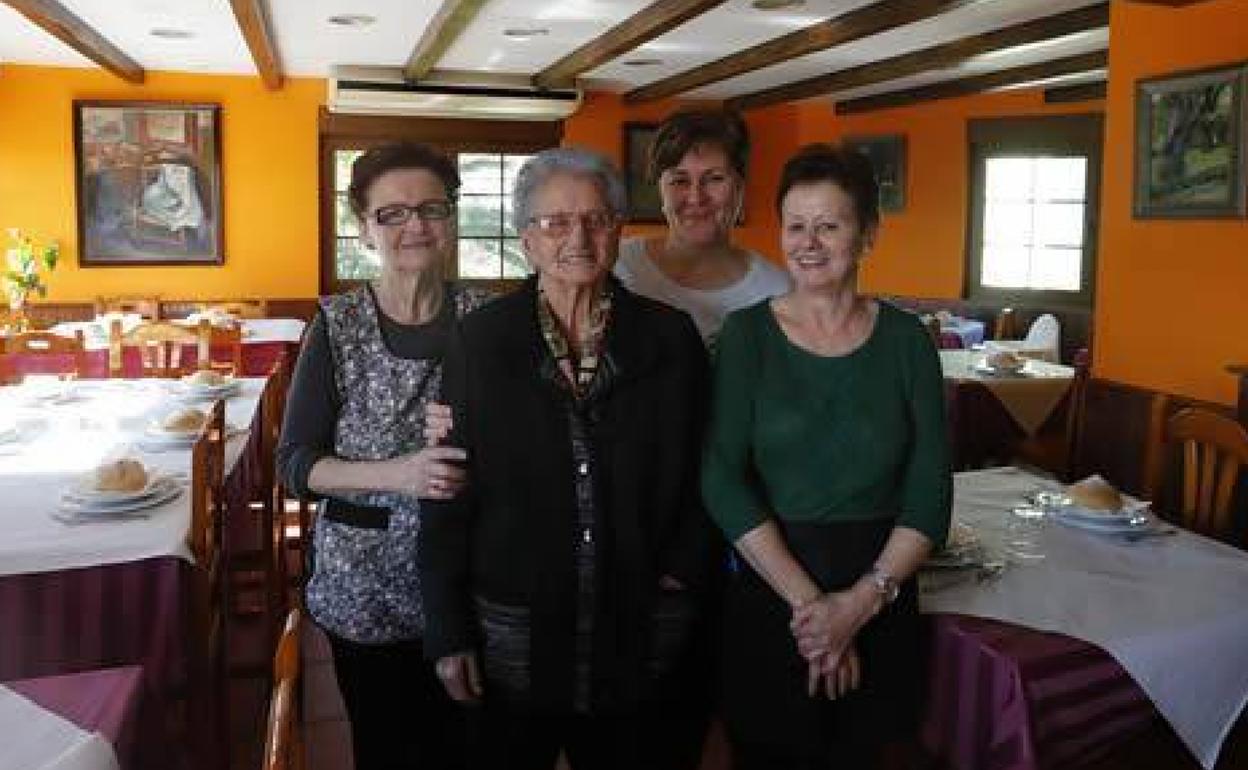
0, 0, 1246, 769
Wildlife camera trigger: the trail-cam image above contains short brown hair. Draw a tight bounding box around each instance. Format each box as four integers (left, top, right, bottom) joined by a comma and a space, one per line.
776, 143, 880, 232
647, 109, 749, 184
347, 142, 460, 220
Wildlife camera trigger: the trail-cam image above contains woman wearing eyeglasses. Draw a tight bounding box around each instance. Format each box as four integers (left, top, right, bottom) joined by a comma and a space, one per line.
276, 142, 489, 770
614, 109, 790, 350
420, 147, 716, 769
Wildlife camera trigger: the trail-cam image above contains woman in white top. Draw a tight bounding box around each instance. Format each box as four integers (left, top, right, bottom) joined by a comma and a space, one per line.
614, 109, 790, 347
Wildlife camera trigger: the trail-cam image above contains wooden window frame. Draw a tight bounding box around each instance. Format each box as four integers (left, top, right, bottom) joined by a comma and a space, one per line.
317, 109, 561, 296
965, 113, 1104, 310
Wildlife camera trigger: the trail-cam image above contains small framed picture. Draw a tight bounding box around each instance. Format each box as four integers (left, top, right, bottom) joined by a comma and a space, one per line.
74, 101, 225, 265
843, 133, 907, 214
622, 122, 663, 223
1133, 61, 1247, 218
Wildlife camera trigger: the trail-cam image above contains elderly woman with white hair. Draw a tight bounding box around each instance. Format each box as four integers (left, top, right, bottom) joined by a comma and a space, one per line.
420, 147, 716, 769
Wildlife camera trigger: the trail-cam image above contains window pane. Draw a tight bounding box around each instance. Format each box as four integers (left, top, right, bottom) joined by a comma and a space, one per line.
460, 154, 503, 195
503, 198, 519, 237
981, 245, 1030, 288
983, 201, 1033, 246
1035, 157, 1087, 202
985, 158, 1033, 201
459, 195, 504, 237
336, 237, 380, 281
335, 150, 362, 193
459, 238, 501, 278
1030, 247, 1082, 291
502, 239, 530, 278
503, 154, 530, 189
336, 194, 359, 237
1034, 203, 1084, 248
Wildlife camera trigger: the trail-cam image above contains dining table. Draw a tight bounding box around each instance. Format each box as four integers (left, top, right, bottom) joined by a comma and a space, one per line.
920, 466, 1248, 770
1, 665, 144, 770
25, 316, 308, 378
939, 350, 1075, 469
0, 376, 267, 765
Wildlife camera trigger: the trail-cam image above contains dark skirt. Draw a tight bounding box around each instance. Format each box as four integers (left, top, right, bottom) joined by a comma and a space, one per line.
719, 517, 927, 764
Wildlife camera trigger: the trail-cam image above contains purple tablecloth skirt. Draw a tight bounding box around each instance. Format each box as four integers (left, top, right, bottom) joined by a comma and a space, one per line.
922, 614, 1159, 770
7, 665, 145, 769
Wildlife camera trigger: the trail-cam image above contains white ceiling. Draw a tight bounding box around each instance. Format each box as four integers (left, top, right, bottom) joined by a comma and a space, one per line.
0, 0, 1109, 106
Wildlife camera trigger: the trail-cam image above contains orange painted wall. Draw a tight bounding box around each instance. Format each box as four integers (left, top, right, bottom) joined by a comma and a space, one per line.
1094, 0, 1248, 405
0, 65, 323, 301
562, 90, 801, 261
782, 90, 1104, 300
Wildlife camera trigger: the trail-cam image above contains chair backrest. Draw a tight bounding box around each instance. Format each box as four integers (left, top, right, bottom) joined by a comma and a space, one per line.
263, 608, 303, 770
1024, 313, 1060, 351
117, 321, 199, 378
95, 295, 159, 320
195, 319, 244, 376
202, 299, 266, 320
187, 400, 229, 767
1144, 395, 1248, 544
1, 330, 88, 382
993, 307, 1016, 340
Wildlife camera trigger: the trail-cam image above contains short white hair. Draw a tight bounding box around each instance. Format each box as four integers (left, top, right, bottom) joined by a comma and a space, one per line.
511, 147, 628, 231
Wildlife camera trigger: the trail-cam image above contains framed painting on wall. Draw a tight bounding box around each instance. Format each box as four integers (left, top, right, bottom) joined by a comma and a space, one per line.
73, 101, 224, 265
1133, 61, 1247, 219
843, 134, 907, 214
622, 122, 663, 223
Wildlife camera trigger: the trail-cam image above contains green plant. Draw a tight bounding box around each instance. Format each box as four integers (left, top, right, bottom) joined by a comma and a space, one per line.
4, 228, 60, 306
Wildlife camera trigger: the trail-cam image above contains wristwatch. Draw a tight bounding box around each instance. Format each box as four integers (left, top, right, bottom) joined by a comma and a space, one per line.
864, 565, 900, 604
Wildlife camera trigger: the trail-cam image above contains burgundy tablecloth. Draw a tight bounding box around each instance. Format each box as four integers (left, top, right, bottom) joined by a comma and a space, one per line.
4, 340, 294, 380
6, 665, 145, 769
922, 614, 1159, 770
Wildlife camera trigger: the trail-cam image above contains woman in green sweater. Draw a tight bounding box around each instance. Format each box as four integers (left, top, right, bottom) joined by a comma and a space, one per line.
701, 143, 951, 769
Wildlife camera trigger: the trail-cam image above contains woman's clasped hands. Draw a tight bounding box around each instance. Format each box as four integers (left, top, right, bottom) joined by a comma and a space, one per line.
791, 585, 878, 701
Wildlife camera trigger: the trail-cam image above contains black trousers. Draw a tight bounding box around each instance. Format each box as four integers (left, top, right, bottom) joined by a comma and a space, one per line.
327, 633, 468, 770
465, 698, 700, 770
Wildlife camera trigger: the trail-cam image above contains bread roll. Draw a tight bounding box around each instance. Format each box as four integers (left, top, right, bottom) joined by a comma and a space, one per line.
161, 408, 206, 433
94, 459, 148, 493
1067, 477, 1123, 511
185, 370, 227, 387
987, 351, 1024, 370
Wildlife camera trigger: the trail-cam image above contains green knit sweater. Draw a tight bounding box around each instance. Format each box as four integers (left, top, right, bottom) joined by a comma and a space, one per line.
701, 300, 951, 545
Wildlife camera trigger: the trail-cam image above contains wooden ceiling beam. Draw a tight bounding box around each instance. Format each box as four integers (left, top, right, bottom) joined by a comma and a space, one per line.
624, 0, 989, 104
2, 0, 143, 83
834, 49, 1108, 115
404, 0, 491, 82
228, 0, 283, 90
533, 0, 726, 90
727, 2, 1108, 111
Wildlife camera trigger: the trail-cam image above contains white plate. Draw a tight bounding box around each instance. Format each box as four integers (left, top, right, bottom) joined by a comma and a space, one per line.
58, 478, 183, 516
1052, 509, 1151, 533
974, 363, 1027, 377
65, 470, 170, 503
175, 380, 240, 400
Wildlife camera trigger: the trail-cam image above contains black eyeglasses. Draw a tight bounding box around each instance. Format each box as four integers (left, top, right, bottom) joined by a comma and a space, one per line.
527, 211, 618, 238
372, 201, 455, 226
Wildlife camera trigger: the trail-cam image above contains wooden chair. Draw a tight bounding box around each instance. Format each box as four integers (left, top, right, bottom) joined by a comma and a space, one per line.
993, 307, 1017, 340
1144, 396, 1248, 545
115, 321, 199, 378
262, 608, 303, 770
95, 295, 160, 320
187, 400, 229, 770
0, 329, 89, 383
196, 319, 244, 376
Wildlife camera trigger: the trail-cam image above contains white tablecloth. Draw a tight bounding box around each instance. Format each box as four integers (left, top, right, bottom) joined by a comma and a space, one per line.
923, 466, 1248, 769
939, 350, 1074, 434
0, 378, 263, 578
0, 685, 119, 770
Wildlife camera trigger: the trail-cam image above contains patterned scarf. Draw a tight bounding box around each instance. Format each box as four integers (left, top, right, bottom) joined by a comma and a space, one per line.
536, 283, 612, 400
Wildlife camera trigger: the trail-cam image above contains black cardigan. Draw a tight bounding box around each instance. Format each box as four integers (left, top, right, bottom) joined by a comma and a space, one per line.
420, 277, 718, 712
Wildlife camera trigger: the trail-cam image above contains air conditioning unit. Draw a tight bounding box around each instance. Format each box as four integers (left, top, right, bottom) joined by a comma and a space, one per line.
328, 66, 583, 121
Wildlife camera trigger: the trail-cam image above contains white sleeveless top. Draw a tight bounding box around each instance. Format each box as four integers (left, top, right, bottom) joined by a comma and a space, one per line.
613, 237, 791, 347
